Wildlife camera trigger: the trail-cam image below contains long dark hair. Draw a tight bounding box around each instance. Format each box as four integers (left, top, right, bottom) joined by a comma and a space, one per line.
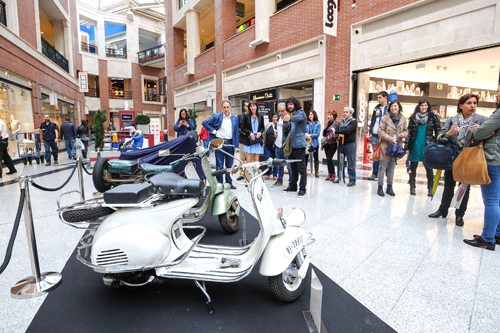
177, 108, 190, 122
285, 97, 302, 113
388, 100, 403, 114
81, 120, 87, 127
457, 94, 480, 114
247, 100, 260, 118
307, 109, 319, 122
411, 99, 431, 118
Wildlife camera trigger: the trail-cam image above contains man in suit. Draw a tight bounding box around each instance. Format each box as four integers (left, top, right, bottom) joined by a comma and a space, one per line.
202, 100, 239, 189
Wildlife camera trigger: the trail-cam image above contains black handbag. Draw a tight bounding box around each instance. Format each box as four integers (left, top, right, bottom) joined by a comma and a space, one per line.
423, 136, 459, 171
248, 136, 263, 145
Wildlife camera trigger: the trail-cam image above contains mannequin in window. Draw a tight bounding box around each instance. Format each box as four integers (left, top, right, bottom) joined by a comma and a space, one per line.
9, 115, 21, 139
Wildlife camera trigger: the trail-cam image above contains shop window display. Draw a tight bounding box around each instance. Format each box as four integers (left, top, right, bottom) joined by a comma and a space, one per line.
0, 84, 34, 158
40, 94, 75, 150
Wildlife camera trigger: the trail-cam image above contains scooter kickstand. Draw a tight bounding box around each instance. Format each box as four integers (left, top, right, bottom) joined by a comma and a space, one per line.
194, 280, 214, 315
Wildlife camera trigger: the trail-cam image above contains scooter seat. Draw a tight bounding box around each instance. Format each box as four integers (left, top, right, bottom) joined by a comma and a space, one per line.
103, 183, 154, 204
150, 173, 204, 197
140, 163, 172, 175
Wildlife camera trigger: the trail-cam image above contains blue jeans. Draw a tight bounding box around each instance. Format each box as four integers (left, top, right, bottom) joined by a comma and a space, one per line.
264, 147, 277, 177
43, 140, 58, 163
341, 142, 356, 182
65, 139, 75, 158
203, 139, 209, 149
275, 147, 285, 183
215, 144, 235, 185
480, 165, 500, 242
371, 137, 379, 175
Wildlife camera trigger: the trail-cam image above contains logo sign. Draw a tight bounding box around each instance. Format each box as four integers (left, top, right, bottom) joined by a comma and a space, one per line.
334, 94, 341, 101
159, 78, 166, 96
78, 72, 89, 93
437, 83, 443, 90
251, 88, 275, 102
324, 0, 338, 37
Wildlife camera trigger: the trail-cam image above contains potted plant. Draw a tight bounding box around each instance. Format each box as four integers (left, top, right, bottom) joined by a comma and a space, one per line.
188, 108, 198, 129
134, 114, 151, 135
93, 109, 107, 150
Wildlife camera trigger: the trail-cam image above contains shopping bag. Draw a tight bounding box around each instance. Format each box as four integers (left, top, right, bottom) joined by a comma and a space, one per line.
450, 183, 470, 209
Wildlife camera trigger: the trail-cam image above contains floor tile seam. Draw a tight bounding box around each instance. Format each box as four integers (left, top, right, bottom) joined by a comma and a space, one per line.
468, 250, 484, 331
384, 228, 439, 321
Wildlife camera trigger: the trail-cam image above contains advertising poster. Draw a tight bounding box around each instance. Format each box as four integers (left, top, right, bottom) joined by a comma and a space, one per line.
257, 101, 274, 126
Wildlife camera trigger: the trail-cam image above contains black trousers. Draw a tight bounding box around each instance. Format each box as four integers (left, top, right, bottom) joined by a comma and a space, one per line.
289, 147, 307, 191
438, 169, 470, 217
409, 162, 434, 189
324, 143, 337, 175
0, 139, 16, 173
304, 146, 319, 168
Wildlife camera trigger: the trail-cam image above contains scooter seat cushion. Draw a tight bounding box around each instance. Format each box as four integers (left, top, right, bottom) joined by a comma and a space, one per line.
107, 160, 139, 175
150, 172, 204, 197
140, 163, 172, 175
103, 183, 154, 204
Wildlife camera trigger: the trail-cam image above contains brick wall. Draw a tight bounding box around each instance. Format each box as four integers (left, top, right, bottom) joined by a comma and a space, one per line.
131, 63, 165, 113
98, 59, 109, 116
174, 47, 215, 87
17, 0, 37, 48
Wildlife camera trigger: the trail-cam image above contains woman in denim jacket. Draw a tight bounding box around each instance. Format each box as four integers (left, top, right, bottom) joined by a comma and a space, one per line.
305, 110, 322, 178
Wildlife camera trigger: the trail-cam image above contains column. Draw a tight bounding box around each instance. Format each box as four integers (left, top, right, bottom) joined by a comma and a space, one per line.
185, 9, 200, 75
251, 0, 274, 48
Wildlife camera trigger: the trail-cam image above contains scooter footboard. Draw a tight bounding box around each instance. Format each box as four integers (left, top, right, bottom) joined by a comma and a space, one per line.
258, 228, 311, 277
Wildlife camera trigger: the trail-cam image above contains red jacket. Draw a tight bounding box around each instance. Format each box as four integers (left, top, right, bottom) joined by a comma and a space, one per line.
199, 126, 209, 140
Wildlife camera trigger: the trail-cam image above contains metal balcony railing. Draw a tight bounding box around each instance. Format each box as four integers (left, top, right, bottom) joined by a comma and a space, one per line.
109, 90, 132, 99
144, 93, 160, 102
106, 46, 127, 59
81, 42, 98, 55
85, 88, 99, 98
41, 37, 69, 73
0, 0, 6, 27
138, 44, 165, 63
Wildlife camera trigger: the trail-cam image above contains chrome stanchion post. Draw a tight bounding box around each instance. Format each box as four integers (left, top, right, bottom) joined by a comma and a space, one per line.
11, 176, 62, 299
77, 155, 85, 201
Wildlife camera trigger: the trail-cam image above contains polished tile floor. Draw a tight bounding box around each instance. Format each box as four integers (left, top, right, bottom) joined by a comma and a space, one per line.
0, 154, 498, 333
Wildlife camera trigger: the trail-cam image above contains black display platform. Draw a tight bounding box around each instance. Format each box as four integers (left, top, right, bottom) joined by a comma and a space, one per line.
27, 206, 395, 333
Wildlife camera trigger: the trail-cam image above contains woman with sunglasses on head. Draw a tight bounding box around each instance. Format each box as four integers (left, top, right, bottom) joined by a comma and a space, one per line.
376, 100, 408, 197
428, 94, 487, 227
241, 100, 264, 164
404, 99, 441, 196
305, 109, 322, 178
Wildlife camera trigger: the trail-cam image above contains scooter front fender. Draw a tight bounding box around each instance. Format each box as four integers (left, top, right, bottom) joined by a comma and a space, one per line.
211, 189, 237, 216
259, 227, 309, 277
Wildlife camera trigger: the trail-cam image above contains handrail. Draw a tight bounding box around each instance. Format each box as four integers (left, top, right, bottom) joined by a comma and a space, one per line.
81, 41, 98, 55
106, 46, 127, 59
138, 44, 165, 63
109, 90, 132, 99
85, 88, 99, 98
41, 37, 69, 73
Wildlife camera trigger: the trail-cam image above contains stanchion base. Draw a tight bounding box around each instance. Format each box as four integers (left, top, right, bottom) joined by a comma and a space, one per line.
11, 272, 62, 299
303, 311, 327, 333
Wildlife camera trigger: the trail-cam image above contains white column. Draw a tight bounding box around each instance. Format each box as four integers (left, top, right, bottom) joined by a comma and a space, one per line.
63, 19, 74, 75
250, 0, 274, 48
185, 9, 200, 75
96, 17, 106, 58
127, 20, 139, 63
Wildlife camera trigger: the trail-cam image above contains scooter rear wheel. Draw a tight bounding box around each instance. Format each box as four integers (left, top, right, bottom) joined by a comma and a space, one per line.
218, 200, 239, 234
268, 256, 307, 303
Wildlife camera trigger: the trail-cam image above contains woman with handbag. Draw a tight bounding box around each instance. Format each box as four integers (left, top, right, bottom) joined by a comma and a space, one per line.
322, 110, 339, 181
429, 94, 487, 227
404, 99, 441, 196
377, 100, 408, 197
464, 88, 500, 250
173, 108, 195, 137
76, 120, 90, 159
242, 100, 264, 163
305, 110, 322, 178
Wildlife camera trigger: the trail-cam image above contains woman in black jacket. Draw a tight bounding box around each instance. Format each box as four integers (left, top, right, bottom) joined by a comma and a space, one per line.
77, 120, 90, 158
404, 99, 441, 196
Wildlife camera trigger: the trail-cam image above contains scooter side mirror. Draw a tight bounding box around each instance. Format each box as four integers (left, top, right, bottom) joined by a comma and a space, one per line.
209, 138, 224, 150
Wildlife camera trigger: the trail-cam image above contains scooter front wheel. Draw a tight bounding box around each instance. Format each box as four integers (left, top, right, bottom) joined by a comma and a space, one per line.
218, 200, 239, 234
268, 256, 307, 303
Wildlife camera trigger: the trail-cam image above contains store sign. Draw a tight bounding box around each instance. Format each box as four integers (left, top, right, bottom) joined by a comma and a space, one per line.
437, 83, 443, 90
258, 101, 275, 125
159, 78, 166, 96
323, 0, 338, 37
78, 72, 89, 93
334, 94, 341, 101
150, 118, 161, 145
251, 89, 275, 102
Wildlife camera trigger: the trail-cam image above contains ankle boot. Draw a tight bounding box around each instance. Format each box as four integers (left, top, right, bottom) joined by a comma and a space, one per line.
330, 174, 336, 182
314, 161, 320, 178
377, 185, 385, 197
386, 185, 395, 196
409, 180, 416, 195
326, 173, 332, 180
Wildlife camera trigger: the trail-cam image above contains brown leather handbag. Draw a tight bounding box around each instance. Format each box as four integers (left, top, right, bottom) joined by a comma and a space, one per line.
453, 141, 491, 185
372, 143, 381, 161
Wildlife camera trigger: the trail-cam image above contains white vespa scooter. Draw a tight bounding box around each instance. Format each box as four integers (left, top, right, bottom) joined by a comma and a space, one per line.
64, 139, 314, 314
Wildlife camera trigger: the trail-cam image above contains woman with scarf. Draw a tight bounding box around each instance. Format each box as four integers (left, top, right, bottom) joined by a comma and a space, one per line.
404, 99, 441, 196
428, 94, 487, 227
377, 100, 408, 197
305, 110, 322, 178
322, 110, 339, 181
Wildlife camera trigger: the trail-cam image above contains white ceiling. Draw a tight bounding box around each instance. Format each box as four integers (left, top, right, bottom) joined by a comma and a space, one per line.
367, 47, 500, 90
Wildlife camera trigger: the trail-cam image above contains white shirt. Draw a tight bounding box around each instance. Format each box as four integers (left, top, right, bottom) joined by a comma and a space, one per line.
276, 117, 284, 148
0, 119, 8, 140
215, 113, 233, 139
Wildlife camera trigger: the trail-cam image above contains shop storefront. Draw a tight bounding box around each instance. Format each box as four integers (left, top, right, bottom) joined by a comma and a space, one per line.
40, 93, 76, 151
0, 80, 35, 159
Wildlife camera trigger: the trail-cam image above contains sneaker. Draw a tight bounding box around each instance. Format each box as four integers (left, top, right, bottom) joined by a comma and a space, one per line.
236, 176, 244, 181
45, 162, 51, 166
54, 160, 59, 165
272, 181, 283, 187
273, 176, 277, 181
297, 189, 306, 198
282, 187, 297, 193
367, 174, 377, 181
464, 236, 495, 251
264, 175, 270, 180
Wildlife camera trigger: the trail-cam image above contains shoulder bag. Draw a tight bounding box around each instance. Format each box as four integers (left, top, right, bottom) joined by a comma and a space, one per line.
453, 140, 491, 185
372, 118, 388, 161
185, 129, 198, 142
423, 136, 459, 171
283, 134, 292, 156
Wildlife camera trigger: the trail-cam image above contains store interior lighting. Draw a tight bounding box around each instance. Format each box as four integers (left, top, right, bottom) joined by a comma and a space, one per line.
84, 105, 89, 114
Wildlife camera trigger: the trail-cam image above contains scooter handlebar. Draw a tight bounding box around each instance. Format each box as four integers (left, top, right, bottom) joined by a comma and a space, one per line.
270, 158, 287, 167
211, 168, 230, 177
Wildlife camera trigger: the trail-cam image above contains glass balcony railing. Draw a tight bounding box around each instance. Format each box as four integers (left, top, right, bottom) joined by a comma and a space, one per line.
85, 88, 99, 98
144, 92, 160, 102
81, 42, 98, 55
41, 37, 69, 73
109, 90, 132, 99
138, 44, 165, 63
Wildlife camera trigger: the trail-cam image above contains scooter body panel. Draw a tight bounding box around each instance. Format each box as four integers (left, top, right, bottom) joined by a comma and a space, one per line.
211, 190, 237, 216
258, 227, 308, 277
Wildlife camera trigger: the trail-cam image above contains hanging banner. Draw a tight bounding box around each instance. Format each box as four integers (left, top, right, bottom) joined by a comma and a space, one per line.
323, 0, 338, 37
159, 78, 166, 96
78, 72, 89, 93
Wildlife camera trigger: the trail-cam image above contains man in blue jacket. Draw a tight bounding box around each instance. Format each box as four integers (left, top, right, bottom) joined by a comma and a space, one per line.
368, 91, 389, 180
282, 97, 307, 198
202, 100, 239, 189
60, 117, 77, 159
